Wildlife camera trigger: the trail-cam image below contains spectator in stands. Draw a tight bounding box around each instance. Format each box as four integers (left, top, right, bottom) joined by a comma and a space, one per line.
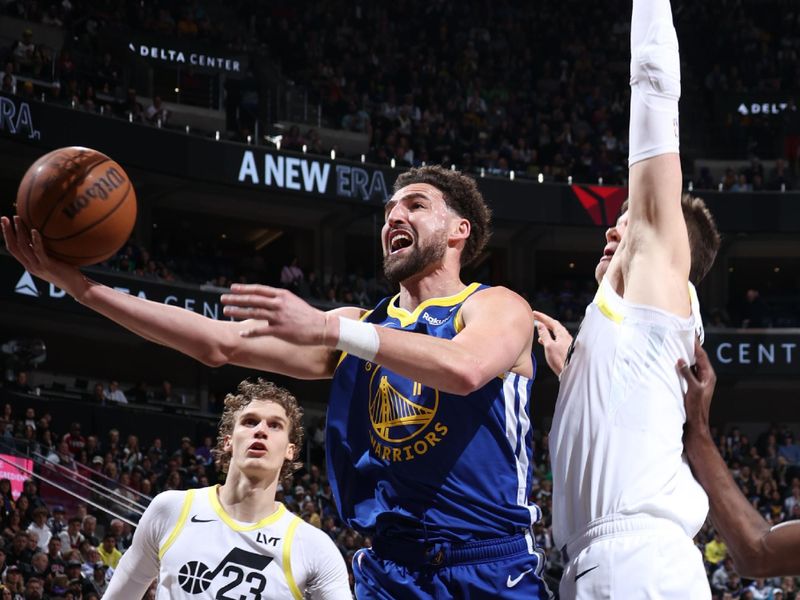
47, 506, 67, 538
82, 436, 100, 464
1, 74, 14, 95
65, 559, 95, 597
46, 442, 76, 470
0, 479, 14, 518
89, 383, 105, 406
784, 485, 800, 516
25, 508, 50, 552
18, 425, 39, 456
779, 433, 800, 468
1, 511, 21, 545
125, 381, 150, 404
154, 380, 182, 405
113, 521, 133, 552
280, 257, 304, 292
121, 435, 142, 470
122, 88, 144, 123
144, 96, 169, 126
63, 422, 85, 457
768, 159, 793, 191
94, 52, 119, 95
341, 100, 371, 135
6, 533, 32, 568
704, 530, 728, 566
711, 557, 735, 594
7, 372, 32, 395
3, 565, 24, 597
80, 516, 98, 548
80, 546, 101, 578
740, 288, 770, 328
194, 435, 214, 466
58, 518, 84, 553
17, 479, 47, 520
11, 29, 35, 75
25, 577, 45, 600
2, 62, 16, 93
103, 381, 127, 405
97, 535, 121, 569
24, 552, 49, 584
89, 562, 109, 597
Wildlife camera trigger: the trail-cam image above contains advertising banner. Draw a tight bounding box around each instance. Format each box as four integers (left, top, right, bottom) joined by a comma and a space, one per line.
0, 454, 34, 499
2, 256, 232, 321
2, 93, 800, 232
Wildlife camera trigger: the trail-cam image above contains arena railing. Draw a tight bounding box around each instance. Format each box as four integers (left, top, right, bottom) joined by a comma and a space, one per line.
0, 450, 140, 526
34, 449, 151, 511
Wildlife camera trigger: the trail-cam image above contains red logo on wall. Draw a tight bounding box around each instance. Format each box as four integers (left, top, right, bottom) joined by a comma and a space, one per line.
571, 185, 628, 227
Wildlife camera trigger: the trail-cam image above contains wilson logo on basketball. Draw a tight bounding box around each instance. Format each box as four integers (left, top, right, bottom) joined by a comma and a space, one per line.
62, 167, 127, 219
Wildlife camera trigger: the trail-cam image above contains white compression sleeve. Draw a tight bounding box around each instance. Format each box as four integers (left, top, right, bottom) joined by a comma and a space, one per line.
628, 0, 681, 166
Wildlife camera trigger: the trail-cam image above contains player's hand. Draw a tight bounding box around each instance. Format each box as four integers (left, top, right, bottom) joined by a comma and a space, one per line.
1, 215, 85, 296
221, 284, 327, 346
678, 340, 717, 438
533, 310, 573, 377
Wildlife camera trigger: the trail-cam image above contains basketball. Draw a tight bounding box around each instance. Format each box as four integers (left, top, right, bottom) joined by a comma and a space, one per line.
15, 146, 137, 266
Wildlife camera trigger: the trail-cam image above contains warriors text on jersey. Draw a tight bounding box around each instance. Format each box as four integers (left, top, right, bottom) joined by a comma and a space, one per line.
327, 283, 541, 543
105, 485, 350, 599
550, 277, 709, 550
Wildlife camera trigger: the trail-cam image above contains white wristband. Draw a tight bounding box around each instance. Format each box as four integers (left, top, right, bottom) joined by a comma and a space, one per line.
335, 317, 380, 362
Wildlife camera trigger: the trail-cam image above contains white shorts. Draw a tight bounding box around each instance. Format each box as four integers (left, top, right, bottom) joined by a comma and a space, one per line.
559, 515, 710, 600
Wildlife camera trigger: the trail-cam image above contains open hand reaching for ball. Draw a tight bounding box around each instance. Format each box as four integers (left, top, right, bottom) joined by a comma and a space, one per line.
221, 284, 333, 347
1, 215, 86, 298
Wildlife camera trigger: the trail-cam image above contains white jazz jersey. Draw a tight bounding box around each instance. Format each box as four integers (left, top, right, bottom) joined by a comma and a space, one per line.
106, 485, 351, 600
550, 277, 709, 550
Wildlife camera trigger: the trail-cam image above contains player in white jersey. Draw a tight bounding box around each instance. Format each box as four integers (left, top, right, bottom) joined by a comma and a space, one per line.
105, 379, 350, 599
541, 0, 723, 597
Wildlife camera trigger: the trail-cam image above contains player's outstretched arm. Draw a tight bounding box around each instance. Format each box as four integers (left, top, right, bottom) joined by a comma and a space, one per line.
680, 344, 800, 577
1, 216, 344, 379
533, 310, 573, 377
223, 284, 534, 395
619, 0, 691, 315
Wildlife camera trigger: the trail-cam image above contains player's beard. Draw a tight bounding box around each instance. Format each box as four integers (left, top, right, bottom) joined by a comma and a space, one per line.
383, 234, 447, 285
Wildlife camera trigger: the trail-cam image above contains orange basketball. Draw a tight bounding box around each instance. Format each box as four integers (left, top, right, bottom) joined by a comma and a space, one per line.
16, 146, 137, 266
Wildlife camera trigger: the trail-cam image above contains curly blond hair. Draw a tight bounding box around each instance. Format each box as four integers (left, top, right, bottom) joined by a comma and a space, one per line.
213, 379, 305, 480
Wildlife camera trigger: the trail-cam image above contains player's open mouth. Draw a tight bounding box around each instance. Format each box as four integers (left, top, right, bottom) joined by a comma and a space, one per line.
387, 229, 414, 254
248, 442, 267, 454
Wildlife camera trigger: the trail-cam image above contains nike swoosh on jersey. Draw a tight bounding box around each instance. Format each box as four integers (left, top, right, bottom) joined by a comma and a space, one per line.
575, 565, 599, 582
190, 515, 216, 523
506, 568, 533, 588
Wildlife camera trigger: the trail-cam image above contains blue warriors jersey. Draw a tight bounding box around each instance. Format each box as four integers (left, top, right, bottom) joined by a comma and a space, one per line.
327, 282, 541, 543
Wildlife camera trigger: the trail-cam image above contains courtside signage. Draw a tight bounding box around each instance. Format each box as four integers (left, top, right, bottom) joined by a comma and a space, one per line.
709, 336, 798, 372
127, 42, 243, 73
0, 95, 41, 140
236, 149, 391, 203
6, 261, 232, 321
0, 454, 33, 499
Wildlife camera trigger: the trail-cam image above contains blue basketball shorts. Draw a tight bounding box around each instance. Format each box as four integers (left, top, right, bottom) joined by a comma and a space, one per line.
353, 532, 551, 599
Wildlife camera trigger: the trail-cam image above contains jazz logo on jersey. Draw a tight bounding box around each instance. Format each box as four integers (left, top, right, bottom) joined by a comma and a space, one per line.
178, 547, 270, 598
367, 367, 448, 462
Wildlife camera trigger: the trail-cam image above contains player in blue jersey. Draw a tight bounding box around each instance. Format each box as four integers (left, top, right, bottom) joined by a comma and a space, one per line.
3, 165, 549, 599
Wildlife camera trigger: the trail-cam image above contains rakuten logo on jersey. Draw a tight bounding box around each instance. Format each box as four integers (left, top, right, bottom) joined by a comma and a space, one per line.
421, 311, 447, 326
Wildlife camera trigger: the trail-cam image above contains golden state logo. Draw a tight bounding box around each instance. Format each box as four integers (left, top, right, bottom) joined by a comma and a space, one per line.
368, 366, 448, 462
